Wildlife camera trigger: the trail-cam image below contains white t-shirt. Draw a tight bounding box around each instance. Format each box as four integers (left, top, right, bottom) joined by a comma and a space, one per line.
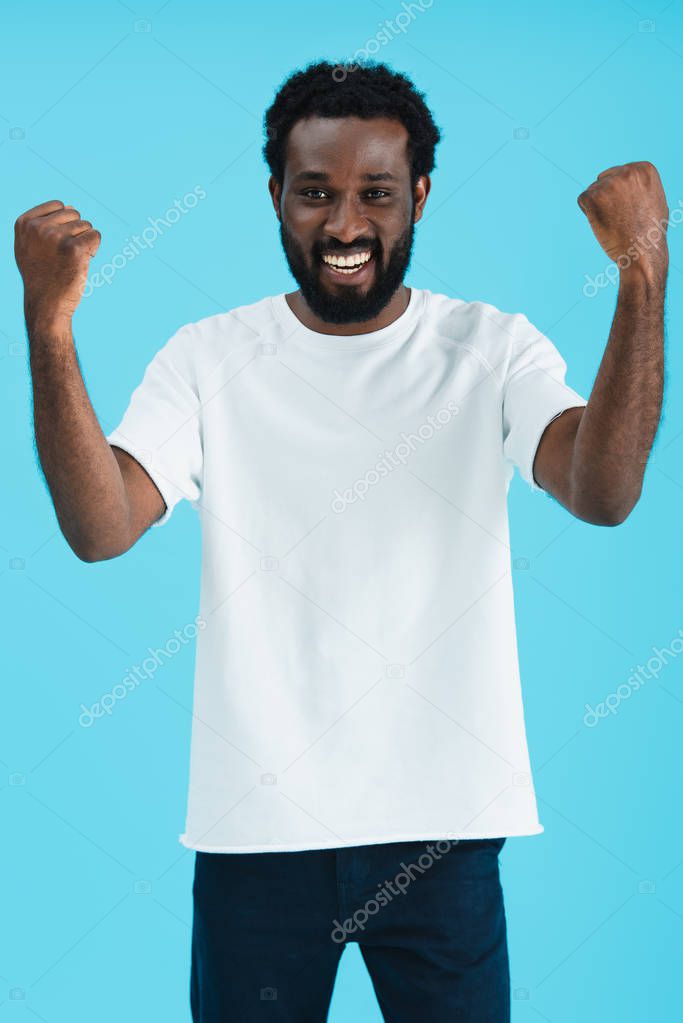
106, 287, 587, 852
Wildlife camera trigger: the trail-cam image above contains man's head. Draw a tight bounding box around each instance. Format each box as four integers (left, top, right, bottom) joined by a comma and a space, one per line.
264, 62, 441, 325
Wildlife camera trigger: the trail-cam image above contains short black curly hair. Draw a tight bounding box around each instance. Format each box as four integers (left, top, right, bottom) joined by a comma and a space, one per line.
263, 61, 441, 187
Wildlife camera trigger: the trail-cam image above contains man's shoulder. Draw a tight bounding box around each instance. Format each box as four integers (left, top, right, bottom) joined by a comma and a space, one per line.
421, 288, 532, 354
162, 294, 281, 369
181, 294, 279, 346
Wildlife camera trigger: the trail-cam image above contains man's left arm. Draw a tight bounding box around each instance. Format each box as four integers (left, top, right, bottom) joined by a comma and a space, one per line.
533, 160, 669, 526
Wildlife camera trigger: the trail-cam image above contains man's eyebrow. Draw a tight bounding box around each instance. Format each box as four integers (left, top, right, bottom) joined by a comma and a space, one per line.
290, 170, 398, 183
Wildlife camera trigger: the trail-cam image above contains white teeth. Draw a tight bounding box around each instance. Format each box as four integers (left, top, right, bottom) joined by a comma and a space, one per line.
322, 250, 372, 271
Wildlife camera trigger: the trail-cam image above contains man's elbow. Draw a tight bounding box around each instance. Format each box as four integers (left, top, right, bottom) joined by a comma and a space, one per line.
572, 489, 641, 527
72, 545, 114, 563
593, 509, 631, 527
68, 535, 130, 563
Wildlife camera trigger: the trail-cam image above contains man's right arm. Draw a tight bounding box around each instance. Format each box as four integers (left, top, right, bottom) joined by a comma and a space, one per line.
16, 200, 165, 562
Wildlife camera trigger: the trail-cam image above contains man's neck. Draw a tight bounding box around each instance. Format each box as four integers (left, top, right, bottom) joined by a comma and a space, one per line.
285, 284, 411, 335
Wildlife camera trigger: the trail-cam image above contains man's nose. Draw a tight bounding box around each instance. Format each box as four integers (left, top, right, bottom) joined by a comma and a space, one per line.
323, 196, 367, 243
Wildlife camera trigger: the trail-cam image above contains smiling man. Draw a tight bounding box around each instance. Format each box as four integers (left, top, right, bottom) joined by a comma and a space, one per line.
273, 113, 424, 329
15, 61, 668, 1022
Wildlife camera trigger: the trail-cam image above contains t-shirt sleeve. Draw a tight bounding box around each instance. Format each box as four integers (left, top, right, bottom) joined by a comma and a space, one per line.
105, 326, 203, 527
502, 313, 587, 493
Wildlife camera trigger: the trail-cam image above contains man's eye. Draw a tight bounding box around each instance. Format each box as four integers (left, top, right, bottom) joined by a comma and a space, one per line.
299, 189, 390, 200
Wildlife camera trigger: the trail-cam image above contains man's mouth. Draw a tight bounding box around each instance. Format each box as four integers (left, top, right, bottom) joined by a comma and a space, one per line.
320, 249, 374, 276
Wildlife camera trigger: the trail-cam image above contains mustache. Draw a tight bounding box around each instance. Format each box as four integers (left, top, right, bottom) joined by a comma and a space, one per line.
315, 239, 379, 257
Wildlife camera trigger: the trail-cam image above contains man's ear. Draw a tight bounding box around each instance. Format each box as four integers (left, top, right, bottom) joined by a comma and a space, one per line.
268, 176, 282, 221
413, 174, 431, 223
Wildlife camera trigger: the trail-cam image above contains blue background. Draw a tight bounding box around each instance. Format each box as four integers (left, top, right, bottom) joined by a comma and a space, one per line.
2, 0, 683, 1019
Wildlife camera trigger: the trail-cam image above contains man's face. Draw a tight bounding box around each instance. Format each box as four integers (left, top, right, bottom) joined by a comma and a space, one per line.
270, 116, 429, 324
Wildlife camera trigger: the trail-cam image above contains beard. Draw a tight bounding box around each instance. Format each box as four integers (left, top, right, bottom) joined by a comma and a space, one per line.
278, 214, 416, 325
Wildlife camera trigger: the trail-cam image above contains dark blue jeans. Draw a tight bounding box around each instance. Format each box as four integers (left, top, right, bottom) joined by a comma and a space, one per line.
190, 836, 509, 1021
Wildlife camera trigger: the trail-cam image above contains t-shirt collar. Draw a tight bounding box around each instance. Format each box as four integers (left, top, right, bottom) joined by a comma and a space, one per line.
270, 287, 425, 351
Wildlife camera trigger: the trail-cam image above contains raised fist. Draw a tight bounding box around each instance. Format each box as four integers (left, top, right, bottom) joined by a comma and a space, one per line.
577, 162, 669, 280
15, 200, 101, 325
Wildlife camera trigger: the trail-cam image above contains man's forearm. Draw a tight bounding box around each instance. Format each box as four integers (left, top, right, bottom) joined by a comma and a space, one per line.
570, 268, 665, 524
28, 314, 131, 560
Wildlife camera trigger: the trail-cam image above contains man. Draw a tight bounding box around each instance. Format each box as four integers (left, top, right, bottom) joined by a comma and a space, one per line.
15, 61, 667, 1022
